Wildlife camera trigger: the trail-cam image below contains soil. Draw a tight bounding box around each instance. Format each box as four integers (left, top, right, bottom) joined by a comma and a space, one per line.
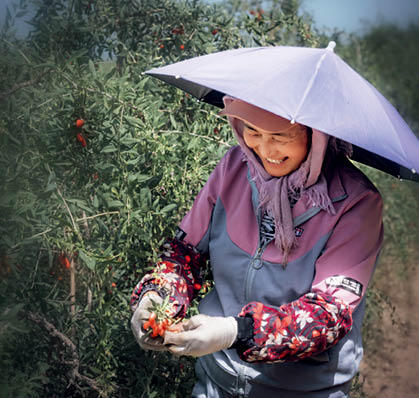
359, 258, 419, 397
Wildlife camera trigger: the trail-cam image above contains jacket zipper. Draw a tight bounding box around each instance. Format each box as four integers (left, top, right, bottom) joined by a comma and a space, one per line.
244, 211, 270, 302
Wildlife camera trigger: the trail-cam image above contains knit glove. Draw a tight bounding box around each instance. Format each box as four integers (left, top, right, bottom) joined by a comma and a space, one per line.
164, 314, 238, 357
130, 293, 167, 352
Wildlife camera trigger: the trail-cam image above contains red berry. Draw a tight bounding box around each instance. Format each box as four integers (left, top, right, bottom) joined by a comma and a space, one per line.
76, 119, 84, 128
160, 44, 164, 49
58, 254, 71, 269
76, 132, 87, 147
180, 44, 185, 50
111, 282, 116, 288
212, 29, 218, 35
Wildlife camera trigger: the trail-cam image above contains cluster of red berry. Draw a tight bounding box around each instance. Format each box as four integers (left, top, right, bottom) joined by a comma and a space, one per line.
75, 119, 87, 147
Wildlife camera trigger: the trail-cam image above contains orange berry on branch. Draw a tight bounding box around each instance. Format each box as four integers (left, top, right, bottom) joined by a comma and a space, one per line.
76, 119, 84, 128
180, 44, 185, 50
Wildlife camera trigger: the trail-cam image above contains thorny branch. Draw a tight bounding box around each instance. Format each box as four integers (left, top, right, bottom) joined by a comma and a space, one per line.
25, 311, 104, 396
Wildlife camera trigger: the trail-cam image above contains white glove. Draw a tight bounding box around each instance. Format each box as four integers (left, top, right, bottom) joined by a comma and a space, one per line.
164, 314, 238, 357
130, 293, 167, 351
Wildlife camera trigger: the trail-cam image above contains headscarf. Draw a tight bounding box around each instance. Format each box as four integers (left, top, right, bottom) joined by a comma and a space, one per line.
220, 97, 337, 264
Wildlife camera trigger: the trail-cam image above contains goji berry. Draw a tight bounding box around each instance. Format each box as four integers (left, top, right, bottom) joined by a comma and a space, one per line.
180, 44, 185, 50
76, 132, 87, 147
212, 29, 218, 35
58, 254, 71, 269
111, 282, 116, 288
76, 119, 84, 128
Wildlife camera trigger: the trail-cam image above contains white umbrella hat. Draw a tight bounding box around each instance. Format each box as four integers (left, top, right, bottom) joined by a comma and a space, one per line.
146, 42, 419, 181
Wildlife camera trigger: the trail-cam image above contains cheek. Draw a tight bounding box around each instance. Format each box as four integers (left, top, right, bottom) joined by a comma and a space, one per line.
243, 134, 257, 149
293, 139, 309, 161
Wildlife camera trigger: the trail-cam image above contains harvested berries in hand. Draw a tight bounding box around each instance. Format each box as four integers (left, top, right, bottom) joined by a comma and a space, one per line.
142, 296, 180, 338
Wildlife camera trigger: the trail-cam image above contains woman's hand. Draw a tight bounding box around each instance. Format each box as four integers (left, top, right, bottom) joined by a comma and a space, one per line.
130, 292, 168, 351
164, 314, 237, 357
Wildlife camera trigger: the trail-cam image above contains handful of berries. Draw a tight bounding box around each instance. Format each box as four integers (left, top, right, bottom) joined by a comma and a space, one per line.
143, 296, 182, 338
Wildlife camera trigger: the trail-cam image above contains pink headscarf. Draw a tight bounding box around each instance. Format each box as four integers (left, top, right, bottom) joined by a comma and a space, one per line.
220, 97, 336, 265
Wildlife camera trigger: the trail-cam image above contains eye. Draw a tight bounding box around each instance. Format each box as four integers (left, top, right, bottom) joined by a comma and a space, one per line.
244, 124, 260, 136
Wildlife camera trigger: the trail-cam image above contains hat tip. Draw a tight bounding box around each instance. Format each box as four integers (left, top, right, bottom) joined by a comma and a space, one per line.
326, 41, 336, 52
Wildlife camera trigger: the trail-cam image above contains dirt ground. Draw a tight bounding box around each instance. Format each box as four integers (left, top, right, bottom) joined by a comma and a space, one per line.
359, 258, 419, 397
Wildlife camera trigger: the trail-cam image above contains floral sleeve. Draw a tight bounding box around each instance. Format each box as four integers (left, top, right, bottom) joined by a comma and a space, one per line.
130, 237, 208, 318
236, 292, 352, 363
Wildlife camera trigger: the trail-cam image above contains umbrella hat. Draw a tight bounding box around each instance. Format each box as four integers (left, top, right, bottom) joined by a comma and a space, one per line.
146, 42, 419, 181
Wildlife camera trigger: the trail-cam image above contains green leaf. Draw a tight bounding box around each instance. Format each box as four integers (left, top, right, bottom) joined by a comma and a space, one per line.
79, 250, 96, 270
88, 60, 97, 77
102, 145, 118, 153
108, 200, 124, 208
161, 203, 177, 213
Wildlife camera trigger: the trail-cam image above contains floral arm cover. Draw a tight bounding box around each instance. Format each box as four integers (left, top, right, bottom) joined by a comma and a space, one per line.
235, 292, 352, 363
130, 237, 207, 317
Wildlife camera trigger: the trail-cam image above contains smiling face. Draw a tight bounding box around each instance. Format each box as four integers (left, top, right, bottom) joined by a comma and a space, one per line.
242, 122, 309, 177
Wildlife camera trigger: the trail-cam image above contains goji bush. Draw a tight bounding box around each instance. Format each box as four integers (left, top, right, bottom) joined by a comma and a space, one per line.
0, 1, 319, 396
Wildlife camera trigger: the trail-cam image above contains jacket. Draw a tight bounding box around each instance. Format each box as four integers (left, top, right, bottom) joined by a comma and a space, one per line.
131, 145, 383, 397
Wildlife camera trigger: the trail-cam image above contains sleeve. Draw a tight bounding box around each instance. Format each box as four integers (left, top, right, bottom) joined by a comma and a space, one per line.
234, 188, 383, 363
130, 149, 231, 317
130, 238, 208, 317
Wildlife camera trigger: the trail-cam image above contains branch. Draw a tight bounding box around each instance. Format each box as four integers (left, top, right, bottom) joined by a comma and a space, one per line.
0, 70, 51, 102
56, 187, 78, 232
25, 311, 103, 395
75, 211, 119, 222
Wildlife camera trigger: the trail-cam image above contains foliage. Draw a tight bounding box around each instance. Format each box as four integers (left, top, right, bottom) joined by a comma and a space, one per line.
0, 0, 317, 396
0, 0, 418, 396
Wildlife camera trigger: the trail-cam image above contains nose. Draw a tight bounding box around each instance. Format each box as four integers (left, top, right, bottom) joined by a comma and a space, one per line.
258, 136, 281, 159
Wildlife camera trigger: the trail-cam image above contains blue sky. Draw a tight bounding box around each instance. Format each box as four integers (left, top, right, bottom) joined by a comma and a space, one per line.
301, 0, 419, 34
1, 0, 419, 37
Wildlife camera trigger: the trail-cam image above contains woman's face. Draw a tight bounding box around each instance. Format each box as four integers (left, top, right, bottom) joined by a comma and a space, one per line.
242, 122, 309, 177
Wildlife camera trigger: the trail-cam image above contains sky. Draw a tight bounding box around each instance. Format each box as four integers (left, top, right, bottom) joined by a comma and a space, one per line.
1, 0, 419, 37
301, 0, 419, 34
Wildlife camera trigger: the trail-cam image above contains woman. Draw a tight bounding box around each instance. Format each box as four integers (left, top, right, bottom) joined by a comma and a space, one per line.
130, 97, 383, 397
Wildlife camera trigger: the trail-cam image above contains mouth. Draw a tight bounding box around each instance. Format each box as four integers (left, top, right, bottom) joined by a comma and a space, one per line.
266, 157, 287, 165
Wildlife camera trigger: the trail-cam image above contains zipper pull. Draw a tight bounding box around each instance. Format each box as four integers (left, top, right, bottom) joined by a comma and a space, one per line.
252, 247, 263, 269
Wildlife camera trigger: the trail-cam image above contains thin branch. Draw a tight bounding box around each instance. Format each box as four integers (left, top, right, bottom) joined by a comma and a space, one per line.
2, 38, 31, 64
0, 70, 51, 102
56, 187, 78, 232
75, 211, 119, 222
11, 228, 53, 250
58, 71, 143, 112
25, 311, 103, 395
159, 129, 230, 146
81, 211, 92, 313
